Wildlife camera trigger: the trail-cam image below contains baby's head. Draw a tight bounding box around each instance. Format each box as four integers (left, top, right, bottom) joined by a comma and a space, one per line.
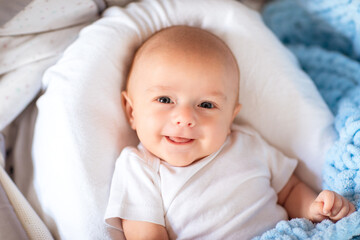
122, 26, 241, 167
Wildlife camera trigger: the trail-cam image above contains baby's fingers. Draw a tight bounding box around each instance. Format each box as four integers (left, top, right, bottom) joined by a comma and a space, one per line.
331, 198, 356, 221
349, 201, 356, 214
329, 193, 347, 218
330, 197, 349, 221
316, 190, 356, 222
309, 201, 328, 222
316, 190, 335, 215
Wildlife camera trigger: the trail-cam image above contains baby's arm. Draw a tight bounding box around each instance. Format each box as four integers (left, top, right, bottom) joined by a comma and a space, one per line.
278, 175, 356, 222
122, 219, 169, 240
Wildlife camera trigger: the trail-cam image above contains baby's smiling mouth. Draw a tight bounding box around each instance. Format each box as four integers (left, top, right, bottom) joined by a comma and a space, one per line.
165, 136, 194, 144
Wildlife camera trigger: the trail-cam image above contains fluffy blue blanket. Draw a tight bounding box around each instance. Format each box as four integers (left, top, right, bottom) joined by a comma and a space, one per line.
255, 0, 360, 239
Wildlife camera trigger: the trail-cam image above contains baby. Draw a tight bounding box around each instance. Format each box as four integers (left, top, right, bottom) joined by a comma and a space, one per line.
105, 26, 355, 239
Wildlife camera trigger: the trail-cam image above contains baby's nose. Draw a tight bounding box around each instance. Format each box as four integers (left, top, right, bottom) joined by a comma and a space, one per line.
176, 120, 195, 128
172, 106, 196, 128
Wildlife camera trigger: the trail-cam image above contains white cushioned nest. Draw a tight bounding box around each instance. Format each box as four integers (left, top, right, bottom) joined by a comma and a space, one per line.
31, 0, 335, 239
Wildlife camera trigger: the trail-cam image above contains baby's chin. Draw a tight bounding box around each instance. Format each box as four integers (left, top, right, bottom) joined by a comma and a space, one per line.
160, 154, 208, 167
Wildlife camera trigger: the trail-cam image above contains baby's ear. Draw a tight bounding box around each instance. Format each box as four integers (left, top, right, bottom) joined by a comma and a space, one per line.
121, 91, 136, 130
228, 103, 242, 134
232, 103, 242, 121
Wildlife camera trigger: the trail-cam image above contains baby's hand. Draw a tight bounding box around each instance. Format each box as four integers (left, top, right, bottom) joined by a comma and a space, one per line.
309, 190, 356, 222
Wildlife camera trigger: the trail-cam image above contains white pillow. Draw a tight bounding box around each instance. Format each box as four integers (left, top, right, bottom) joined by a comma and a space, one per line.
31, 0, 335, 239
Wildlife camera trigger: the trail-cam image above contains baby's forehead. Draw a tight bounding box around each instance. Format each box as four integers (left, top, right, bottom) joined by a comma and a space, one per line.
136, 26, 234, 64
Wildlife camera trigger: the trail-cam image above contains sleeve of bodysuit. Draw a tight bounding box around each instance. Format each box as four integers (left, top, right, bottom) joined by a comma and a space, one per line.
104, 147, 164, 231
254, 132, 298, 194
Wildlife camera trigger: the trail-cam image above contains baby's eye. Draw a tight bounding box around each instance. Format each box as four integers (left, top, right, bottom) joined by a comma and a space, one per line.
199, 102, 214, 109
157, 96, 173, 104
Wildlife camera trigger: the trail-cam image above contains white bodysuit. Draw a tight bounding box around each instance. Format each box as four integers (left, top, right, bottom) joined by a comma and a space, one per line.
105, 124, 297, 239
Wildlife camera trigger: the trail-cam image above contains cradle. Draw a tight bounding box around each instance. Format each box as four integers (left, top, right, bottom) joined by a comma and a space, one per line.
1, 0, 359, 239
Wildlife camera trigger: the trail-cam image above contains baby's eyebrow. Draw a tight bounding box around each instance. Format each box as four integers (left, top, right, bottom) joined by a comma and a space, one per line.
146, 85, 173, 92
208, 91, 227, 101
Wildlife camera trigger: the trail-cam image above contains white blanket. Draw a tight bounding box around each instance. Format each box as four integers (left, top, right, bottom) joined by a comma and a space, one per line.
0, 0, 100, 131
0, 0, 100, 239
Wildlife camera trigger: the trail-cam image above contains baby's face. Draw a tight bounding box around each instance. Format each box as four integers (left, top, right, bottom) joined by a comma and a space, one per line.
123, 27, 240, 167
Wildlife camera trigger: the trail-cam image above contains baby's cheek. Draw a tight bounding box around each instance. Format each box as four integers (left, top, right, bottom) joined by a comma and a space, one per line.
208, 125, 228, 148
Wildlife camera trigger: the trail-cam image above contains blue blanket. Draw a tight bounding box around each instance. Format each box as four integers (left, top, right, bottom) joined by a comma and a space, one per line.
255, 0, 360, 239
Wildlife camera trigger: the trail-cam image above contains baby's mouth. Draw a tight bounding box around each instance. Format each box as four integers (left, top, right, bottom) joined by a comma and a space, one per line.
166, 136, 194, 144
